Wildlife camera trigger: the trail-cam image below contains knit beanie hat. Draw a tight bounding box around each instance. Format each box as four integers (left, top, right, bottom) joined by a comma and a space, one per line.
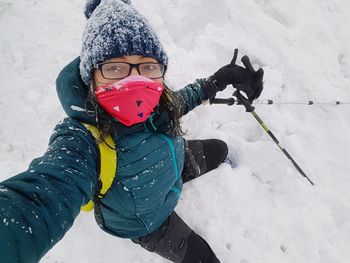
79, 0, 168, 85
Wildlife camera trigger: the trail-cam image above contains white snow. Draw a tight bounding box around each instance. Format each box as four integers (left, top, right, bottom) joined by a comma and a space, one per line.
70, 105, 86, 112
0, 187, 8, 192
1, 0, 350, 262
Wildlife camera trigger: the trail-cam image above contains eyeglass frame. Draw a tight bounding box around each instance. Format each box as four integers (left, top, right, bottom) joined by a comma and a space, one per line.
97, 62, 167, 80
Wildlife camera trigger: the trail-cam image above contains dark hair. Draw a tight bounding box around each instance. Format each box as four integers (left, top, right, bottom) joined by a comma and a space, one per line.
158, 83, 184, 136
86, 82, 184, 144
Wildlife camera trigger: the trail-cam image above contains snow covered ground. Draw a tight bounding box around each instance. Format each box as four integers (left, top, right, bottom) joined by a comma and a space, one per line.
1, 0, 350, 262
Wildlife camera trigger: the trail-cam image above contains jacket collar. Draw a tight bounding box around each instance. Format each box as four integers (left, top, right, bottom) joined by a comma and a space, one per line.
56, 57, 96, 124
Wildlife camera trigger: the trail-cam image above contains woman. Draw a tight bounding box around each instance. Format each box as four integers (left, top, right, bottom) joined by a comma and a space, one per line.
0, 0, 263, 262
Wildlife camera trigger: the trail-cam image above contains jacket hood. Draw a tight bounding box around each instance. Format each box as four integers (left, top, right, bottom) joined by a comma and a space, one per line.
56, 57, 96, 124
55, 57, 147, 135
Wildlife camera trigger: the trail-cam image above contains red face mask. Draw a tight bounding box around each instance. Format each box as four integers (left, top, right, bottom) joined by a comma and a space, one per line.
95, 75, 164, 126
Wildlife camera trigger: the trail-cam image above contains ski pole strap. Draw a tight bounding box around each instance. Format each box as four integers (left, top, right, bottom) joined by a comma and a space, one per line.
80, 123, 117, 212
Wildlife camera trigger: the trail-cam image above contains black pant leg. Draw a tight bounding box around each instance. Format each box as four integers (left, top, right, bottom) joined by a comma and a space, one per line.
182, 139, 228, 183
183, 232, 220, 263
200, 139, 228, 172
132, 212, 220, 263
182, 140, 205, 183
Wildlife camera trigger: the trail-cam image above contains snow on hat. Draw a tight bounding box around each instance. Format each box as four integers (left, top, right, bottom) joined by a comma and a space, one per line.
80, 0, 168, 85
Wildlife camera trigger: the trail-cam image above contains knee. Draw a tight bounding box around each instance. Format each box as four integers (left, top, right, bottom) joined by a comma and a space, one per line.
202, 139, 228, 172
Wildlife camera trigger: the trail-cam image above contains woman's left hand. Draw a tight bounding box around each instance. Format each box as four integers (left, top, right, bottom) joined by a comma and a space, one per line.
203, 53, 264, 103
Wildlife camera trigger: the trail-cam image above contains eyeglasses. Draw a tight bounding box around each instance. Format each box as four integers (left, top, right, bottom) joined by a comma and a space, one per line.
97, 62, 167, 80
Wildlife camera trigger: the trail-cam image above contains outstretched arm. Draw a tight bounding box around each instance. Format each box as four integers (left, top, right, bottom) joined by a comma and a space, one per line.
175, 79, 209, 117
0, 118, 99, 263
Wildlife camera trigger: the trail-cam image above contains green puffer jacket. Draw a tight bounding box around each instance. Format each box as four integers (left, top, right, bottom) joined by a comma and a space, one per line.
0, 57, 209, 263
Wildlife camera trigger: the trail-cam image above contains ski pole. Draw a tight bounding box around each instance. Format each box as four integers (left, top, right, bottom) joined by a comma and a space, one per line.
211, 48, 314, 185
212, 93, 314, 185
211, 98, 350, 106
254, 100, 350, 105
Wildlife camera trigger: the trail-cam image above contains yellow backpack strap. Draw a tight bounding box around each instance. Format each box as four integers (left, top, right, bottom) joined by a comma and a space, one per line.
80, 123, 117, 212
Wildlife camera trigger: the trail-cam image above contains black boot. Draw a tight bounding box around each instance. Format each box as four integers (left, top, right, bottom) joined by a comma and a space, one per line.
182, 139, 228, 183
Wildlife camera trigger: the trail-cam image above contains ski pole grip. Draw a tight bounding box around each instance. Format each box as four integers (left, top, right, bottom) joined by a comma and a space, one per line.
211, 98, 236, 105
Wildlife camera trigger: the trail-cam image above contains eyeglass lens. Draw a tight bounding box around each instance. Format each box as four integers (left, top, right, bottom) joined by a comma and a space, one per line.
101, 63, 165, 79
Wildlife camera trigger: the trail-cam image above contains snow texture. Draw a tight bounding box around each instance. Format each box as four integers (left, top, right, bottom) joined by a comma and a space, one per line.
1, 0, 350, 262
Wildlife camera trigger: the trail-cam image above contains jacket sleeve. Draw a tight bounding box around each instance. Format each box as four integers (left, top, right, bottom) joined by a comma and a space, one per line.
175, 79, 209, 117
0, 118, 99, 263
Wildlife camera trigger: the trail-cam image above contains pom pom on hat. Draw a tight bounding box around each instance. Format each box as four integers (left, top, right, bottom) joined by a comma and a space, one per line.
80, 0, 168, 86
84, 0, 132, 19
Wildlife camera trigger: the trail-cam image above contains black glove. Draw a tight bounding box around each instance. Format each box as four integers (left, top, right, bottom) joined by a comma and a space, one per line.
203, 53, 264, 103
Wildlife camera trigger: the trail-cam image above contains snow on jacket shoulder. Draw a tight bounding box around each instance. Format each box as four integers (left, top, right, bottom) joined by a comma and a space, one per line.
0, 118, 98, 263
